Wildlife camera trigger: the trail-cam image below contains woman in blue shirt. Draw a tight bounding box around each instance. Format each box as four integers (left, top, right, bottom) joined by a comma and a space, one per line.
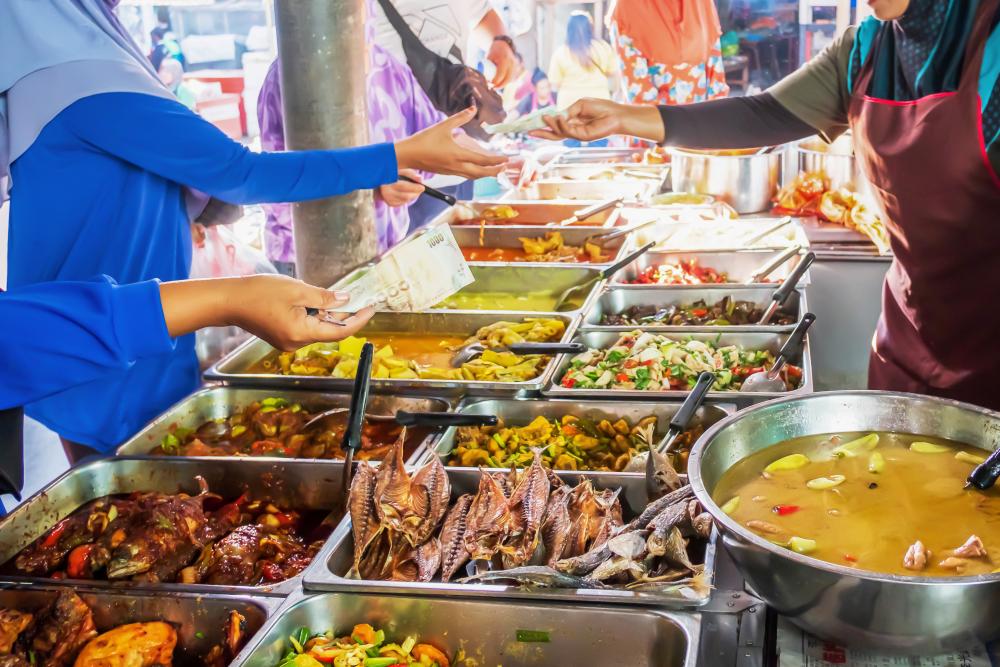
0, 0, 504, 457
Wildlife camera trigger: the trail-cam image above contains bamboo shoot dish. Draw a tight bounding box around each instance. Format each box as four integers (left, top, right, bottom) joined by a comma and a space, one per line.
559, 332, 802, 392
348, 436, 710, 594
273, 624, 455, 667
447, 415, 703, 473
0, 590, 246, 667
713, 432, 1000, 577
253, 319, 566, 383
600, 297, 795, 327
460, 231, 608, 264
152, 397, 427, 461
9, 480, 332, 586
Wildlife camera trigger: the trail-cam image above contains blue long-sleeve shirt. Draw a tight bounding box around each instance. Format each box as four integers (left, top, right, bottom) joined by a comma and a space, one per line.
0, 278, 173, 410
6, 92, 398, 450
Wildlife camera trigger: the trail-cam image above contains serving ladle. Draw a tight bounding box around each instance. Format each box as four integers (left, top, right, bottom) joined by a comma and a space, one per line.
740, 313, 816, 393
301, 407, 498, 432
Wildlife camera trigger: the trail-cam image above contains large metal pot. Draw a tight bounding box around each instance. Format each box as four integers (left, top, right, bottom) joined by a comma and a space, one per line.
688, 391, 1000, 653
794, 132, 875, 200
669, 147, 782, 214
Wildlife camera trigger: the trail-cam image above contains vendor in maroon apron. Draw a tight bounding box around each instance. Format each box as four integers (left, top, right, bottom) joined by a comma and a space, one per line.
850, 0, 1000, 409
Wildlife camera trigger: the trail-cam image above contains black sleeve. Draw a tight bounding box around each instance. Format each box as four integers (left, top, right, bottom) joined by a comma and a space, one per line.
657, 93, 820, 149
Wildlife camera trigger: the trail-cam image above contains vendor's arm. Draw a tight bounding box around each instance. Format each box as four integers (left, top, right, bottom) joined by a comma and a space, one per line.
0, 275, 373, 409
63, 96, 504, 204
536, 29, 855, 148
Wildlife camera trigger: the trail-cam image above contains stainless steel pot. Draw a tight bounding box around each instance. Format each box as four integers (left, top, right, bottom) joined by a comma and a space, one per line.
669, 148, 782, 214
688, 390, 1000, 653
794, 133, 875, 200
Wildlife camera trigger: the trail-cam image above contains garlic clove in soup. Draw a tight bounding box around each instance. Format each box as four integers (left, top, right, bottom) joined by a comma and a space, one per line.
806, 474, 846, 490
764, 453, 810, 472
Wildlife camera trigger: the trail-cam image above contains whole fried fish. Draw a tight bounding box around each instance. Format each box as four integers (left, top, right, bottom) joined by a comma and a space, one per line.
459, 565, 610, 589
646, 501, 691, 557
464, 471, 510, 561
500, 450, 550, 567
410, 455, 451, 546
374, 439, 413, 531
439, 494, 473, 582
415, 537, 442, 582
348, 462, 382, 576
540, 486, 571, 566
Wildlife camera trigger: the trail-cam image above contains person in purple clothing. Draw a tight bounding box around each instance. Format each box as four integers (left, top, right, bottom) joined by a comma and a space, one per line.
258, 0, 448, 274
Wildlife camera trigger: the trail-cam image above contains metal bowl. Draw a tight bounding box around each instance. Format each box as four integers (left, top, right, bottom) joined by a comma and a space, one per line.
669, 148, 782, 214
688, 390, 1000, 653
794, 133, 874, 200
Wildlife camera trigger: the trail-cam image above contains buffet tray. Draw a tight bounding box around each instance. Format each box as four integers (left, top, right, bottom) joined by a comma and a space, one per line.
445, 199, 621, 227
611, 249, 810, 288
115, 386, 450, 463
232, 590, 701, 667
545, 162, 669, 182
0, 457, 349, 596
205, 311, 580, 398
422, 397, 735, 510
543, 330, 814, 407
617, 209, 810, 252
506, 178, 659, 203
580, 286, 807, 333
448, 223, 632, 267
302, 467, 717, 609
551, 146, 651, 165
0, 585, 277, 665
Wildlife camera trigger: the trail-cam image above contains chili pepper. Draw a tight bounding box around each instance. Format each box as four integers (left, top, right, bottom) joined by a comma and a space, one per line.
785, 365, 803, 379
844, 554, 858, 563
561, 376, 576, 388
772, 504, 800, 516
615, 373, 629, 383
641, 359, 656, 367
41, 520, 68, 548
66, 544, 95, 579
690, 308, 708, 317
622, 359, 639, 369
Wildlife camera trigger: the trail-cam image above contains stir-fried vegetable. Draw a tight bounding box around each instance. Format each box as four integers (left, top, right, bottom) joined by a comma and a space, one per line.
448, 414, 703, 473
275, 625, 450, 667
558, 331, 802, 392
600, 297, 795, 327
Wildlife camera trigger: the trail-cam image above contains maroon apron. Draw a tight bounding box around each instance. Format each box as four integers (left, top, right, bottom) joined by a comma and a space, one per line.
848, 0, 1000, 410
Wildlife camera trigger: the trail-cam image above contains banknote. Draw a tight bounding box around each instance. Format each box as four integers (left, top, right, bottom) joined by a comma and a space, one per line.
485, 108, 565, 135
334, 225, 475, 312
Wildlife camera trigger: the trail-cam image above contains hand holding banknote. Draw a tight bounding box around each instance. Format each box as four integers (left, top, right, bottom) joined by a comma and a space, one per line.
335, 225, 475, 312
395, 107, 507, 179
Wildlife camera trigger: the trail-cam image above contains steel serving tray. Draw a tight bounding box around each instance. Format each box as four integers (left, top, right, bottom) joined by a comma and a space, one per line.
302, 467, 717, 608
551, 146, 650, 164
232, 590, 701, 667
611, 249, 810, 288
424, 396, 735, 510
580, 286, 807, 333
433, 264, 604, 314
0, 457, 349, 596
543, 329, 814, 407
445, 200, 621, 227
617, 209, 810, 252
448, 224, 631, 267
205, 311, 579, 398
115, 386, 450, 464
546, 162, 669, 182
0, 585, 276, 666
506, 178, 659, 203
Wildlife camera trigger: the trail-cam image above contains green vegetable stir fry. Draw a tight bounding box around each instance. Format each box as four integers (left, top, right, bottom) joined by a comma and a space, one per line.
275, 624, 453, 667
559, 331, 802, 391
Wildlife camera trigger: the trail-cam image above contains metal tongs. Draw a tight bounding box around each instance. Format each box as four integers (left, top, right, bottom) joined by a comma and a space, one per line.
341, 342, 375, 501
746, 245, 803, 285
451, 342, 585, 368
401, 175, 457, 206
586, 218, 659, 247
741, 313, 815, 393
757, 252, 815, 324
642, 371, 716, 499
743, 216, 795, 248
551, 241, 655, 311
553, 197, 623, 227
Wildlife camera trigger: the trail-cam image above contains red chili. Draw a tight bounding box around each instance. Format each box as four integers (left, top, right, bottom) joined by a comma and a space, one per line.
561, 376, 576, 388
66, 544, 96, 579
42, 520, 69, 548
772, 504, 800, 516
690, 308, 709, 317
622, 359, 639, 369
844, 554, 858, 563
785, 365, 803, 379
641, 360, 656, 367
615, 373, 629, 383
272, 512, 296, 527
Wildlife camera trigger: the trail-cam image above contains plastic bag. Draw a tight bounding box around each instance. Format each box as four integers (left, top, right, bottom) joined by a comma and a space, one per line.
189, 224, 277, 368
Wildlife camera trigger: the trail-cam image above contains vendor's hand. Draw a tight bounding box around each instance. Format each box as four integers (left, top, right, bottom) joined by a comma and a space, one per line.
377, 169, 425, 207
230, 275, 374, 351
531, 99, 666, 144
488, 37, 517, 88
395, 108, 507, 179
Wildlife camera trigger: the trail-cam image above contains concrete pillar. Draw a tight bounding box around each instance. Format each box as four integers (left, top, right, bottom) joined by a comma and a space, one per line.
274, 0, 376, 287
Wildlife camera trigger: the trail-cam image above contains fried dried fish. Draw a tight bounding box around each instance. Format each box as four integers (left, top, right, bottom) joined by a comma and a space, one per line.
410, 455, 451, 545
415, 537, 442, 582
373, 439, 413, 531
500, 450, 550, 567
540, 486, 571, 566
439, 494, 473, 583
459, 565, 609, 589
464, 472, 510, 561
348, 462, 381, 576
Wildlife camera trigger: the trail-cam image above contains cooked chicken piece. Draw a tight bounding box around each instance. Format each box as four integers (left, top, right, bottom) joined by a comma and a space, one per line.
938, 557, 970, 573
0, 609, 32, 654
903, 540, 930, 571
73, 622, 176, 667
952, 535, 988, 559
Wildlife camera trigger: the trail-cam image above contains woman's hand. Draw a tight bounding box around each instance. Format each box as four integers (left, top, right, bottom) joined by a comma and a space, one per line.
376, 169, 425, 207
395, 108, 507, 179
531, 98, 665, 143
160, 274, 374, 351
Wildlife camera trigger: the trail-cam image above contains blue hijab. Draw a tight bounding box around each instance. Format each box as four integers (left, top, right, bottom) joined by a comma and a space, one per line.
0, 0, 170, 200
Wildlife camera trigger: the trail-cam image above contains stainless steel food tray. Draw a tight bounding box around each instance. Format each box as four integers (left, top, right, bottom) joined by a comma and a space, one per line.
302, 467, 717, 608
232, 589, 701, 667
617, 209, 810, 252
551, 146, 649, 165
0, 457, 349, 596
580, 286, 807, 333
444, 199, 621, 227
205, 311, 579, 398
506, 178, 659, 203
448, 223, 631, 267
611, 249, 810, 288
423, 397, 735, 510
546, 162, 669, 182
115, 386, 449, 463
543, 330, 814, 407
0, 585, 276, 665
